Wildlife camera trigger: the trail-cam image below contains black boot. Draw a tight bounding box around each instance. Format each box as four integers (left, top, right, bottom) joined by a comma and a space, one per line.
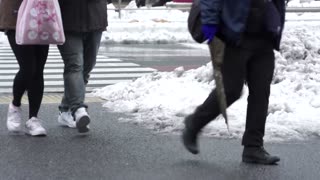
182, 115, 199, 154
242, 146, 280, 165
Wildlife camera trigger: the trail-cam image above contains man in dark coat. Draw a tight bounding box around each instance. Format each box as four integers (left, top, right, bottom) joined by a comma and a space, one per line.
182, 0, 286, 165
57, 0, 108, 133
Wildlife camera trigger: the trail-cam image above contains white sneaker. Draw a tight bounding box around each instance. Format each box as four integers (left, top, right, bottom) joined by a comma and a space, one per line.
74, 107, 90, 133
26, 117, 47, 136
7, 103, 22, 132
58, 111, 76, 128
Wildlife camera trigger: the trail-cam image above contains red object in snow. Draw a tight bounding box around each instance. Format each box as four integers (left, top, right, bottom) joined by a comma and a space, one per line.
173, 0, 193, 2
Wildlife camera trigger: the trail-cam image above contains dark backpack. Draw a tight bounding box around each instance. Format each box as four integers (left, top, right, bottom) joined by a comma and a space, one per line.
188, 0, 205, 43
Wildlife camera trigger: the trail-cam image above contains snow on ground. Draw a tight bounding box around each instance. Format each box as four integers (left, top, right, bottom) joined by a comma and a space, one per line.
94, 24, 320, 142
103, 1, 192, 44
288, 0, 320, 7
93, 3, 320, 142
102, 0, 320, 44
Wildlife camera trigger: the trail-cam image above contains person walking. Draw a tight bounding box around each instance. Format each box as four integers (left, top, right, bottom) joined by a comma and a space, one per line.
182, 0, 286, 165
0, 0, 48, 136
56, 0, 108, 133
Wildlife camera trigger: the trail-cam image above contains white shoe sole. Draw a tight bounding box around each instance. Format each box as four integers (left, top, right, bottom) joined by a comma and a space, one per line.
26, 129, 47, 136
76, 116, 90, 133
26, 132, 47, 136
7, 125, 22, 133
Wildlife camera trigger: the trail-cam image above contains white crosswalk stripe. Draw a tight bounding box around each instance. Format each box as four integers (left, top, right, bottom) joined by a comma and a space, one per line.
0, 44, 155, 93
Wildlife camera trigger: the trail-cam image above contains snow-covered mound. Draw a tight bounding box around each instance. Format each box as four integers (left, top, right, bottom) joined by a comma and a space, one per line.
94, 24, 320, 142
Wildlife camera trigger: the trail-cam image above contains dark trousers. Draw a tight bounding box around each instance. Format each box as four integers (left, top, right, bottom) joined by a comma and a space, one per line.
7, 31, 49, 118
190, 37, 275, 147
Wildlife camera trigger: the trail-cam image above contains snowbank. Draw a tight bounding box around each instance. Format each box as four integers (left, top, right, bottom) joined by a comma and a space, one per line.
93, 23, 320, 142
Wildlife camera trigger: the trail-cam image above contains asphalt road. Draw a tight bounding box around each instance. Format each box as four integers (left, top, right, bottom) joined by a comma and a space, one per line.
99, 43, 211, 71
0, 102, 319, 180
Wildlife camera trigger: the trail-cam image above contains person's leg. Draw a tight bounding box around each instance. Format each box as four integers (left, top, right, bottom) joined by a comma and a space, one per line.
242, 49, 275, 147
67, 31, 103, 132
6, 31, 35, 107
6, 31, 48, 136
187, 45, 250, 132
6, 30, 36, 132
241, 48, 280, 164
59, 94, 69, 113
27, 45, 49, 118
83, 31, 102, 85
58, 32, 89, 132
182, 43, 250, 154
25, 45, 48, 136
57, 32, 87, 114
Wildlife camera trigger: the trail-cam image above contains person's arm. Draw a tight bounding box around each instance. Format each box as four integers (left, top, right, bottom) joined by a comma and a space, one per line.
199, 0, 222, 43
199, 0, 223, 25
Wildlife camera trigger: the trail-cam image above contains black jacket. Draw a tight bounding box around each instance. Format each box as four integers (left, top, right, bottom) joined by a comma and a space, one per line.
58, 0, 108, 32
200, 0, 286, 50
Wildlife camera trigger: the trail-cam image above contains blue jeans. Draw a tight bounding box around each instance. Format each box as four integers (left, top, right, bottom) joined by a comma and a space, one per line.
58, 31, 102, 114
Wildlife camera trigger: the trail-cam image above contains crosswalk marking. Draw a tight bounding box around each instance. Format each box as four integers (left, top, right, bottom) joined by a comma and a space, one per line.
0, 73, 151, 80
0, 58, 122, 62
0, 79, 133, 86
0, 67, 155, 74
0, 62, 140, 68
0, 87, 112, 93
0, 44, 155, 93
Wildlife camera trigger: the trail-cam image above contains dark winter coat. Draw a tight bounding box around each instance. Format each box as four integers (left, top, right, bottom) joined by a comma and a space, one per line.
200, 0, 286, 50
58, 0, 108, 32
0, 0, 22, 31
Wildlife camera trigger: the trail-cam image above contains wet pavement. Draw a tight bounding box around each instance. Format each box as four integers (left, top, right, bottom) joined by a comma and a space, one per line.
99, 43, 210, 71
0, 102, 319, 180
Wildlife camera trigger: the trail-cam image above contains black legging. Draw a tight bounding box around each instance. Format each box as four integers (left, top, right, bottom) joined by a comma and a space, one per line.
7, 31, 49, 118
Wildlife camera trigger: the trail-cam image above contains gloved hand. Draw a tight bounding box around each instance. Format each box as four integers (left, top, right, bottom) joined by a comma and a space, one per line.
202, 24, 218, 43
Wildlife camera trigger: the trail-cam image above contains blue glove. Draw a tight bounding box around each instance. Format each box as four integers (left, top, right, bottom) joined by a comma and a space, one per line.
202, 24, 218, 43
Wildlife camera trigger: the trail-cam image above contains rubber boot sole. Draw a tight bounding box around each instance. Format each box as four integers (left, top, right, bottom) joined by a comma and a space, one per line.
242, 157, 280, 165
